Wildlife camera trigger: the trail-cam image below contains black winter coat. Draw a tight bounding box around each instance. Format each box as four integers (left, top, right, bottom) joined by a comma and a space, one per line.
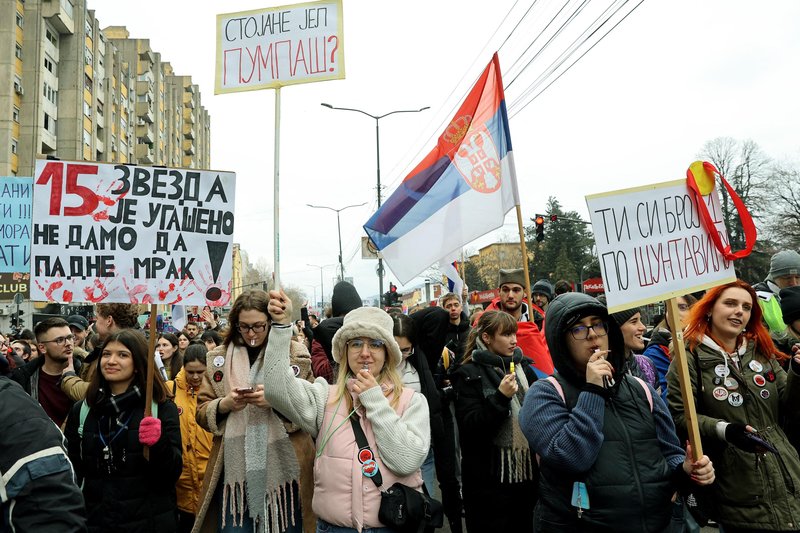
64, 396, 182, 533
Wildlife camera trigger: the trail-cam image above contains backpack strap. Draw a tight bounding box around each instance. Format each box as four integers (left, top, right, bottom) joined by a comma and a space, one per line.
630, 376, 653, 413
78, 400, 158, 438
545, 376, 566, 403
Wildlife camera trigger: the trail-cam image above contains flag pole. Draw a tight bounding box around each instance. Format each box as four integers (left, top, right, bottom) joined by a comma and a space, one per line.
273, 86, 282, 290
460, 249, 467, 307
515, 205, 534, 323
143, 303, 157, 460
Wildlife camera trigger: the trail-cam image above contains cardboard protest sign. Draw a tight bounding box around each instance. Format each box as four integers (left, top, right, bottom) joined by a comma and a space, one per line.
31, 160, 236, 305
0, 177, 33, 273
586, 179, 736, 313
216, 0, 345, 93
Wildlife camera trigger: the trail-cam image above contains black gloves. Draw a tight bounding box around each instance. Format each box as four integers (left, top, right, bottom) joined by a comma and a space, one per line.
724, 423, 778, 454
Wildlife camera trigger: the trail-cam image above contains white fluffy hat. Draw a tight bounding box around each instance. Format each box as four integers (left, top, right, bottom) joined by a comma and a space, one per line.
331, 307, 402, 368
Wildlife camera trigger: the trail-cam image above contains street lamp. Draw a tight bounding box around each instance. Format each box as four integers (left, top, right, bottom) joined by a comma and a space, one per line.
307, 203, 366, 282
321, 102, 429, 303
307, 263, 335, 309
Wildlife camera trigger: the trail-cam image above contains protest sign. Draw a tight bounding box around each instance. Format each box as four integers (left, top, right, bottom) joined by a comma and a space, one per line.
586, 179, 736, 313
0, 177, 33, 273
215, 0, 345, 93
31, 160, 236, 305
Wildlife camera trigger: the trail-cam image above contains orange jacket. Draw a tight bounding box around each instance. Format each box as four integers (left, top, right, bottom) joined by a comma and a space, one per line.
168, 368, 214, 515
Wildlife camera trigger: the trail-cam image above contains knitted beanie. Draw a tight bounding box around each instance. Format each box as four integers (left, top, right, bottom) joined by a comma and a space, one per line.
610, 306, 641, 326
532, 279, 554, 300
780, 286, 800, 325
769, 250, 800, 280
498, 268, 525, 288
331, 307, 402, 368
331, 281, 363, 317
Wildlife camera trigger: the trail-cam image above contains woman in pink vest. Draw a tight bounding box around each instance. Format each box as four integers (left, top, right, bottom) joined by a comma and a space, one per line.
261, 289, 431, 532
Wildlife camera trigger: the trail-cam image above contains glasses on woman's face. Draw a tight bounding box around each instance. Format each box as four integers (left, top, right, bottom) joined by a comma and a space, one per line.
347, 338, 386, 353
400, 346, 414, 357
237, 322, 267, 334
569, 322, 609, 340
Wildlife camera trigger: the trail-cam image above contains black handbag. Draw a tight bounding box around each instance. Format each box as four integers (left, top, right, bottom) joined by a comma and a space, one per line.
350, 415, 444, 533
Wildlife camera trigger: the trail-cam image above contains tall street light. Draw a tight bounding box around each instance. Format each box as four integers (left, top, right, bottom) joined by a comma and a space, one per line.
321, 103, 429, 304
307, 263, 335, 309
307, 203, 366, 282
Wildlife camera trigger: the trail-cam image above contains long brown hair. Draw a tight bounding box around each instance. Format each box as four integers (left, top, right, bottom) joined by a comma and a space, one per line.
86, 329, 168, 407
684, 280, 786, 360
157, 333, 183, 378
463, 310, 518, 364
223, 290, 271, 347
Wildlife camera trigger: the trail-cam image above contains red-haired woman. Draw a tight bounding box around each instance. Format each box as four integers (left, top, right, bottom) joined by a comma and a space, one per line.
667, 279, 800, 532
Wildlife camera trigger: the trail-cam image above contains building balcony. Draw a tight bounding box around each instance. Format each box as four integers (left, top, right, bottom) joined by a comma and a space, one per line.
182, 139, 195, 155
96, 138, 105, 153
136, 80, 151, 96
44, 0, 75, 35
135, 102, 154, 123
136, 143, 154, 164
136, 124, 153, 143
183, 108, 194, 124
183, 123, 195, 139
183, 92, 195, 108
182, 155, 194, 168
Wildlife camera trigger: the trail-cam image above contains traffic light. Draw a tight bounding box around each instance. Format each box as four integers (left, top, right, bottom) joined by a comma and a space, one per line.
10, 309, 23, 327
535, 215, 545, 242
550, 214, 558, 222
389, 283, 399, 306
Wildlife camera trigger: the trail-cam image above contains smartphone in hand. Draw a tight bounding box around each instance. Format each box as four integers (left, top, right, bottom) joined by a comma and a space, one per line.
235, 387, 255, 394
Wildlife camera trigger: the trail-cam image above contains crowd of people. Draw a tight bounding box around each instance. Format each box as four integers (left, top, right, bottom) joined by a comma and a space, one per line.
1, 249, 800, 533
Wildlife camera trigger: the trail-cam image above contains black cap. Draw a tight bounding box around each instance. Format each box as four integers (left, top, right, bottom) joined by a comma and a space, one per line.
67, 315, 89, 331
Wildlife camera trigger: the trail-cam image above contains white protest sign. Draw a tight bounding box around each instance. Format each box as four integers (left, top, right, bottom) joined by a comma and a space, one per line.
586, 179, 736, 313
215, 0, 345, 93
31, 160, 236, 305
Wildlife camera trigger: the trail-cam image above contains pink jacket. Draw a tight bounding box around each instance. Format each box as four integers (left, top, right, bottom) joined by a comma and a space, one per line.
313, 387, 423, 531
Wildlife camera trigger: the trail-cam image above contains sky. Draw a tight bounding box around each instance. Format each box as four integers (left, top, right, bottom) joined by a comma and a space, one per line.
90, 0, 800, 305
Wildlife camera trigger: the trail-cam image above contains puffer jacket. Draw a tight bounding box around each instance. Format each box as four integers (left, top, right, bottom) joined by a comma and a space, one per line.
168, 368, 214, 515
667, 339, 800, 530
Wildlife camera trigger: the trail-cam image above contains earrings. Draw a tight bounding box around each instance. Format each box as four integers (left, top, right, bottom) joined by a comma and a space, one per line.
705, 314, 712, 321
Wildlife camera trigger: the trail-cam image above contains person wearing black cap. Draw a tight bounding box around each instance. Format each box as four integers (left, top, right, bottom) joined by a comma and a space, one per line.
309, 281, 362, 382
520, 292, 714, 532
67, 315, 90, 361
532, 279, 554, 313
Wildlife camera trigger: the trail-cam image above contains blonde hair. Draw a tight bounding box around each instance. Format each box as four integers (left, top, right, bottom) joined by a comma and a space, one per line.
330, 344, 405, 410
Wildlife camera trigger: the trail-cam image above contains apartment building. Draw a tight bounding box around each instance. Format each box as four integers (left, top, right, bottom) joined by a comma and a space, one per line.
0, 0, 211, 177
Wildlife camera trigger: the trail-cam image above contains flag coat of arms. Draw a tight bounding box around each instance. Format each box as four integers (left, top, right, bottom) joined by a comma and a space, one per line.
364, 53, 519, 284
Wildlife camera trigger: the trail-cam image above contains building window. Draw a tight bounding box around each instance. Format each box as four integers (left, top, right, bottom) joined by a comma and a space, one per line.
44, 55, 55, 73
83, 102, 92, 118
83, 129, 92, 147
44, 112, 57, 133
46, 29, 58, 47
15, 43, 23, 59
43, 82, 57, 104
16, 12, 23, 27
84, 73, 92, 91
13, 107, 20, 123
97, 102, 104, 117
11, 139, 18, 154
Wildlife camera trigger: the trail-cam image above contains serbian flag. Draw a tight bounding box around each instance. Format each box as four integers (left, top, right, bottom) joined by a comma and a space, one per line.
364, 53, 519, 284
440, 252, 464, 298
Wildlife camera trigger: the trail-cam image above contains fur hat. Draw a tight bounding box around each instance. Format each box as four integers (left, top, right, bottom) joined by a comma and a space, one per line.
498, 268, 525, 289
610, 306, 641, 326
331, 307, 402, 368
769, 250, 800, 280
532, 279, 554, 300
780, 286, 800, 325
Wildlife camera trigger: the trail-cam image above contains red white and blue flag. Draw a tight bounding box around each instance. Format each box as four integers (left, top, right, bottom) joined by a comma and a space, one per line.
364, 53, 519, 284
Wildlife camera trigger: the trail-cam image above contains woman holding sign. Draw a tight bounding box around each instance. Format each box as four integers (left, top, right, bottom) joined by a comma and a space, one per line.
667, 280, 800, 532
521, 292, 713, 532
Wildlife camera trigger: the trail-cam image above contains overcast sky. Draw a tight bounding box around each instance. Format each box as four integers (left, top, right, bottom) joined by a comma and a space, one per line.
90, 0, 800, 304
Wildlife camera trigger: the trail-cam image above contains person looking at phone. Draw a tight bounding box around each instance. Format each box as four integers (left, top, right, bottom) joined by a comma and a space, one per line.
667, 280, 800, 531
259, 290, 430, 533
195, 289, 316, 533
520, 292, 714, 532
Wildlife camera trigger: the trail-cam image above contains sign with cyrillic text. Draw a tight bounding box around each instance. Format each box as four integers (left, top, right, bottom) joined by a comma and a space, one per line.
31, 160, 236, 305
586, 179, 736, 313
215, 0, 345, 93
0, 177, 33, 273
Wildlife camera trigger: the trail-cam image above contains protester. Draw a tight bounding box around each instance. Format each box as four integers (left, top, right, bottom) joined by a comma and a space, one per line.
8, 339, 27, 368
67, 314, 90, 359
178, 331, 191, 357
553, 279, 572, 296
185, 322, 201, 341
667, 280, 800, 531
772, 286, 800, 357
200, 329, 223, 352
310, 281, 363, 382
0, 375, 87, 531
259, 291, 430, 533
532, 279, 554, 313
452, 310, 539, 533
157, 333, 183, 380
521, 292, 714, 531
194, 289, 315, 533
643, 294, 697, 402
64, 329, 182, 532
610, 306, 658, 389
754, 250, 800, 333
393, 314, 463, 533
167, 344, 214, 533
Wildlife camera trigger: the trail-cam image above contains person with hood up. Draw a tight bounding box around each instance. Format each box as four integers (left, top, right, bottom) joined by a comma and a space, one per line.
520, 292, 714, 532
259, 290, 430, 533
452, 310, 540, 533
667, 280, 800, 532
753, 250, 800, 334
310, 281, 363, 382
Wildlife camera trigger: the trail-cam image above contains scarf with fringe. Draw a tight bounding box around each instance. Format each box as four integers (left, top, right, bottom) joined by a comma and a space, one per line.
222, 343, 300, 533
471, 341, 534, 483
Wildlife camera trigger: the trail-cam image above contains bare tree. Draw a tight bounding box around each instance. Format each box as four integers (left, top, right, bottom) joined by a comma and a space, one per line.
768, 165, 800, 250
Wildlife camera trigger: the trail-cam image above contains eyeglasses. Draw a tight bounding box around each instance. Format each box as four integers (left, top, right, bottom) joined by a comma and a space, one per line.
237, 322, 268, 334
677, 304, 690, 312
569, 322, 609, 340
400, 347, 414, 357
40, 334, 76, 346
347, 338, 386, 353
